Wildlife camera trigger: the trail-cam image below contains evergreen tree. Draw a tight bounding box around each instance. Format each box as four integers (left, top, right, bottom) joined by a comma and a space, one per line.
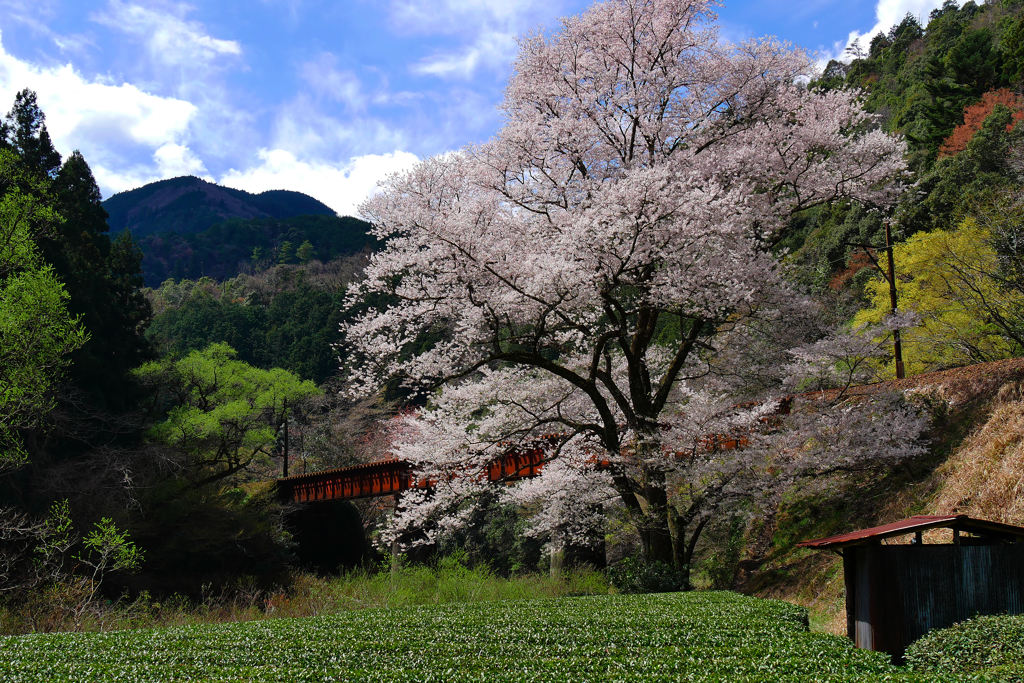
49, 151, 154, 411
1003, 12, 1024, 86
0, 92, 153, 412
277, 240, 293, 264
296, 239, 314, 264
0, 90, 61, 179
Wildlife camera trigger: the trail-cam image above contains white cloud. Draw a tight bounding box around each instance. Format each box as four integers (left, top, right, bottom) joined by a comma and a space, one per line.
88, 1, 252, 162
826, 0, 946, 64
300, 53, 365, 109
412, 29, 518, 79
219, 149, 421, 217
389, 0, 551, 34
154, 142, 207, 176
92, 142, 213, 195
392, 0, 562, 79
271, 94, 410, 160
91, 1, 241, 68
0, 30, 200, 195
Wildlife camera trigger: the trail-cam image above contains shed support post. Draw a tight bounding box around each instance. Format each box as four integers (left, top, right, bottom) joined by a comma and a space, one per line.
843, 548, 857, 643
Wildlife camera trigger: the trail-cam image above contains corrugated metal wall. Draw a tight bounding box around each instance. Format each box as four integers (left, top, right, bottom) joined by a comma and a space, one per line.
846, 545, 1024, 660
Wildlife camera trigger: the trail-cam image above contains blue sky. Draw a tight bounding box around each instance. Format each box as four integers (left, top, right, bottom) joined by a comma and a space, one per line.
0, 0, 948, 216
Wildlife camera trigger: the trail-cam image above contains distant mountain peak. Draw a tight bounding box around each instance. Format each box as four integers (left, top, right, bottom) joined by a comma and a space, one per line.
103, 176, 336, 237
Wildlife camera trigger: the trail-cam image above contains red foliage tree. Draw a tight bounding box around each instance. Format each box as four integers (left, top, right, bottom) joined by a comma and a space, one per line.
939, 89, 1024, 157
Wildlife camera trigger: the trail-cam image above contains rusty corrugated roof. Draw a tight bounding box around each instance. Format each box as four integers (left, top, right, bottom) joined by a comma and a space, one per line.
277, 458, 409, 483
796, 515, 1024, 549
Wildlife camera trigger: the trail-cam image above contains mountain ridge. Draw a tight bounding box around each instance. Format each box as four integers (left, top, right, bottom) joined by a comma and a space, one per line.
102, 176, 337, 237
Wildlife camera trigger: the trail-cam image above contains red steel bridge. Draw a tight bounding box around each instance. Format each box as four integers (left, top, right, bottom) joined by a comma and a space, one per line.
275, 415, 783, 504
276, 444, 553, 504
276, 350, 1024, 506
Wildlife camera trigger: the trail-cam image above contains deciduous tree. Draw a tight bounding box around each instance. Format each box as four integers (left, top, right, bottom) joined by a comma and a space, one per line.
346, 0, 907, 566
853, 221, 1024, 373
0, 151, 87, 468
135, 343, 318, 488
939, 89, 1024, 157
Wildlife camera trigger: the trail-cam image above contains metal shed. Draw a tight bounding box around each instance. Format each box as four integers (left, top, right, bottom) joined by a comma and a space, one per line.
797, 515, 1024, 661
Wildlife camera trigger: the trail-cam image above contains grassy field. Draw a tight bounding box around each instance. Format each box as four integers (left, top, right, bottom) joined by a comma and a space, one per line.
0, 562, 610, 635
0, 591, 989, 682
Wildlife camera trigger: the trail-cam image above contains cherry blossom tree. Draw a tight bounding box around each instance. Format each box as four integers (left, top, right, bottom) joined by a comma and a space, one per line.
783, 310, 921, 395
345, 0, 908, 567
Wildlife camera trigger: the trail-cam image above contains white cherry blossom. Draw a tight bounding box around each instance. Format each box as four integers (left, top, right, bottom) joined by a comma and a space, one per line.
345, 0, 908, 565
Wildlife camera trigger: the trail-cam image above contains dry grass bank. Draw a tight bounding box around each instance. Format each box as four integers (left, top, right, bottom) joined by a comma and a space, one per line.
929, 382, 1024, 525
746, 359, 1024, 635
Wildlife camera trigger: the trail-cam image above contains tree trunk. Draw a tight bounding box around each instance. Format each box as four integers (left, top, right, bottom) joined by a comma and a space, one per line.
391, 493, 401, 575
641, 467, 674, 566
670, 505, 711, 590
670, 506, 688, 572
550, 547, 565, 577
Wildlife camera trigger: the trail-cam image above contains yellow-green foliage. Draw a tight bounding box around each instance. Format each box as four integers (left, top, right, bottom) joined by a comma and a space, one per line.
135, 343, 319, 486
0, 151, 87, 465
853, 222, 1021, 376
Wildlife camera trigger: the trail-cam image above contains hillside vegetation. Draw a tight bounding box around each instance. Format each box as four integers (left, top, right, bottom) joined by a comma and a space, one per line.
748, 359, 1024, 634
136, 213, 377, 287
145, 258, 372, 384
98, 175, 376, 287
102, 176, 335, 237
713, 2, 1024, 628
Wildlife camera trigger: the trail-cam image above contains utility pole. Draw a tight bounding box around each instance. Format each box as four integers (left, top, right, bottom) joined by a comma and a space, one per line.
282, 397, 289, 478
845, 218, 906, 379
885, 221, 905, 379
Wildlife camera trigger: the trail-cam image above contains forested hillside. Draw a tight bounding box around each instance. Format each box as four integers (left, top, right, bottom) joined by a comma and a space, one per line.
0, 89, 390, 619
785, 0, 1024, 375
134, 213, 377, 287
99, 175, 377, 287
145, 258, 370, 384
102, 176, 335, 237
741, 0, 1024, 628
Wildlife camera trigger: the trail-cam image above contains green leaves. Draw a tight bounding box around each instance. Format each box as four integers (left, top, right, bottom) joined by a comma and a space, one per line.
136, 343, 318, 487
0, 265, 88, 465
0, 150, 87, 467
78, 518, 145, 578
906, 613, 1024, 676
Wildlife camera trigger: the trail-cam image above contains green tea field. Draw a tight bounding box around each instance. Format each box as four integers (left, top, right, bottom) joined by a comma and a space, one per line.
0, 592, 989, 682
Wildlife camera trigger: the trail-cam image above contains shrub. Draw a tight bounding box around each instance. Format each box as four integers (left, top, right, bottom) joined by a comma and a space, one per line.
905, 613, 1024, 677
607, 555, 686, 594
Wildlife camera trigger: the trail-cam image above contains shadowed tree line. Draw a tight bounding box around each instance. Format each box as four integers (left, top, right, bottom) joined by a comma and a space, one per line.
0, 91, 394, 630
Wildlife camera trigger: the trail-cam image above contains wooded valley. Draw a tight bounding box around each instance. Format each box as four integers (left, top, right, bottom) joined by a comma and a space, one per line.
1, 5, 1024, 676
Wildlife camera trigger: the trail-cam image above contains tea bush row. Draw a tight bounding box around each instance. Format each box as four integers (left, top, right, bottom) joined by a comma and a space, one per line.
905, 613, 1024, 680
0, 591, 998, 682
